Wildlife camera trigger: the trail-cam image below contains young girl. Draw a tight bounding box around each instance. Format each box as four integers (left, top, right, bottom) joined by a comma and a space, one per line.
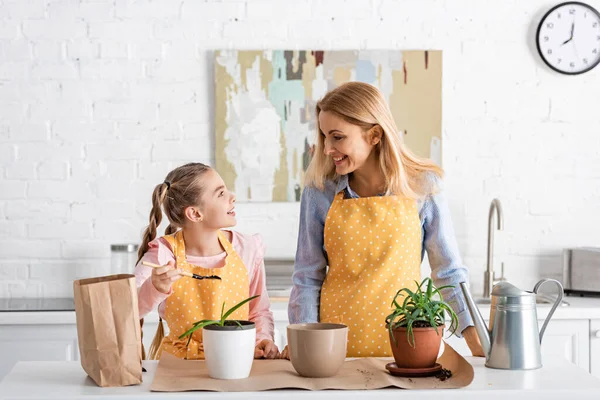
135, 162, 279, 360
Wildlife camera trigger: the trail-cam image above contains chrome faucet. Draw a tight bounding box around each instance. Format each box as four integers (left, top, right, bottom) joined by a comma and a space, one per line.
483, 199, 504, 298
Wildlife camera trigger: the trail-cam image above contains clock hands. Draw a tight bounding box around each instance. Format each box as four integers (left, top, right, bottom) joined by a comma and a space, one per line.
562, 21, 575, 45
570, 21, 574, 38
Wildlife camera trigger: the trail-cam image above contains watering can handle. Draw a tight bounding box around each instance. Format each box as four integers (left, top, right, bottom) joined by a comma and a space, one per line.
533, 278, 564, 343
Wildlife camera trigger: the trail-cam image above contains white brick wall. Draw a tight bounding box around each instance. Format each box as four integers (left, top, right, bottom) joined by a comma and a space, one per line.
1, 0, 599, 298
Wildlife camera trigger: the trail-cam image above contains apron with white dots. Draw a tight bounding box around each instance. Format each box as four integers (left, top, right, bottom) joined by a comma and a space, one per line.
159, 230, 249, 360
320, 191, 422, 357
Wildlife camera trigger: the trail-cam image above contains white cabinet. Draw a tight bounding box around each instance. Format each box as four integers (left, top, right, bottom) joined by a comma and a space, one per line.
0, 317, 161, 382
540, 319, 589, 370
591, 319, 600, 378
0, 324, 78, 381
444, 319, 590, 372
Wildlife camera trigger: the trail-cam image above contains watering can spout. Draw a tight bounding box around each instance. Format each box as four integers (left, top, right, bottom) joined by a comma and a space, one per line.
459, 282, 491, 357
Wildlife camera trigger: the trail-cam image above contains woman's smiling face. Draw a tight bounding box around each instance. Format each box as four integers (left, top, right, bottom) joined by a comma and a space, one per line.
318, 110, 379, 176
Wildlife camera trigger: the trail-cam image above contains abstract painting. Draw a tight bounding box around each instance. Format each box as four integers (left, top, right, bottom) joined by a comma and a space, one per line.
215, 50, 442, 202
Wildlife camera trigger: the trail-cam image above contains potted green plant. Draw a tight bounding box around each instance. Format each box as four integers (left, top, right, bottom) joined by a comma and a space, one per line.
385, 278, 458, 369
179, 294, 259, 380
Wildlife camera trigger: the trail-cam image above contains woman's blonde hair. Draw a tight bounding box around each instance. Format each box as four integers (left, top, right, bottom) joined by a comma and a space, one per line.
304, 82, 443, 199
137, 162, 211, 360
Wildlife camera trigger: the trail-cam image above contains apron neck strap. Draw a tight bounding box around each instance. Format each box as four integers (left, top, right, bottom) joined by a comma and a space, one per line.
173, 230, 234, 259
217, 230, 234, 255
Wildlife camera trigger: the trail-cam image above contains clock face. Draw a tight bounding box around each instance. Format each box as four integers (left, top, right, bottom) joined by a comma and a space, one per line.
537, 2, 600, 74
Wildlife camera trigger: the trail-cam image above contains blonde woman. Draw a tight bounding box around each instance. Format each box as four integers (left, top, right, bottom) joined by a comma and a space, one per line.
286, 82, 483, 358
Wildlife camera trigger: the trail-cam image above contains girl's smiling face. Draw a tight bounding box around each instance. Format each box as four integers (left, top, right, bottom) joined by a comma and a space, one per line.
186, 169, 236, 228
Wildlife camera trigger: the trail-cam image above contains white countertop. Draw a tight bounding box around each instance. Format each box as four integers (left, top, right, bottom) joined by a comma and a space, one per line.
0, 299, 290, 325
2, 296, 600, 325
1, 355, 600, 399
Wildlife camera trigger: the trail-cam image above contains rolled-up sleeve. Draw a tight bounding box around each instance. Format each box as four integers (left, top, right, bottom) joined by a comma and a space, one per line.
288, 185, 332, 324
421, 186, 474, 337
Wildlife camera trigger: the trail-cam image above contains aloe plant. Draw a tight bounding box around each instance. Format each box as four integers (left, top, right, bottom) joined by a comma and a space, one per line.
178, 294, 260, 348
385, 277, 459, 348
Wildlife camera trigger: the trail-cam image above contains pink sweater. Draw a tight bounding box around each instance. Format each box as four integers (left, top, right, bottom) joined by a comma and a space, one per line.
134, 230, 274, 343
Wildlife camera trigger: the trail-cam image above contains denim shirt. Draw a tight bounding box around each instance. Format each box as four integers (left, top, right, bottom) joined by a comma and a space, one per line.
288, 174, 474, 337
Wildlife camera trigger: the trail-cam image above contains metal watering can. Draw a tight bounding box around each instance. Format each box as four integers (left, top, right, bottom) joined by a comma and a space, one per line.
459, 279, 564, 370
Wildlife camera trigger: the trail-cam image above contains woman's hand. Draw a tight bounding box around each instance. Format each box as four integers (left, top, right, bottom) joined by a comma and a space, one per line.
462, 326, 485, 357
254, 339, 279, 359
151, 260, 182, 294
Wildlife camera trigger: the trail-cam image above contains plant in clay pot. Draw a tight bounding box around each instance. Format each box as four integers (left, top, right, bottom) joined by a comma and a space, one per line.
179, 294, 259, 380
385, 278, 458, 369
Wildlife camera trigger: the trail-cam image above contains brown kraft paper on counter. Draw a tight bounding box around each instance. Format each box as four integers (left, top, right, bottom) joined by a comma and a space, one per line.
150, 341, 474, 391
73, 274, 143, 387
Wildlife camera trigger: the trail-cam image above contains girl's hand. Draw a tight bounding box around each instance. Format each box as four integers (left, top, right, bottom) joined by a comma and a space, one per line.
254, 339, 279, 359
151, 260, 182, 294
279, 345, 290, 360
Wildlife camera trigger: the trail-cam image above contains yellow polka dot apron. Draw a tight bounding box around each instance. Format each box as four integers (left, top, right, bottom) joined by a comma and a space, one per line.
320, 191, 422, 357
158, 230, 249, 360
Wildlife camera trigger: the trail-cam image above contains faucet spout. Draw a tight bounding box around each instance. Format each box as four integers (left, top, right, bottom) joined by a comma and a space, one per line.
484, 199, 503, 298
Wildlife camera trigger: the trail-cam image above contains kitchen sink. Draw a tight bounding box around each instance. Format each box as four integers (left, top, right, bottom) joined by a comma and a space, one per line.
474, 295, 570, 307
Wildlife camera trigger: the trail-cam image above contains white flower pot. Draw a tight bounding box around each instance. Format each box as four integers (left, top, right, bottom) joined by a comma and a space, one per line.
202, 321, 256, 380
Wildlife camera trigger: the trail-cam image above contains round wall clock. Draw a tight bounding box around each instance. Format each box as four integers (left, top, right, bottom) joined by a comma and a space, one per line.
536, 2, 600, 74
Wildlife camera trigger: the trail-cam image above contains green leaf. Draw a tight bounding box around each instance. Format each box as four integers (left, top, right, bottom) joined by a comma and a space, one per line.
221, 294, 260, 321
407, 319, 415, 347
220, 302, 226, 324
432, 284, 455, 298
426, 278, 433, 299
392, 290, 403, 308
178, 319, 218, 339
415, 280, 423, 296
411, 308, 422, 319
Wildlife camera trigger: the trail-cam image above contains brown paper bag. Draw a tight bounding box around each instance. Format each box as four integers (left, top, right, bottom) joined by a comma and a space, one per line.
73, 274, 142, 387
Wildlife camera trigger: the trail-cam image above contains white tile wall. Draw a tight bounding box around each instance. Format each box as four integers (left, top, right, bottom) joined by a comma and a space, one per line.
1, 0, 599, 298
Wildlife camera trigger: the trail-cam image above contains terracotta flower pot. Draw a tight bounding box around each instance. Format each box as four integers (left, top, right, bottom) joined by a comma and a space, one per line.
389, 324, 444, 369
